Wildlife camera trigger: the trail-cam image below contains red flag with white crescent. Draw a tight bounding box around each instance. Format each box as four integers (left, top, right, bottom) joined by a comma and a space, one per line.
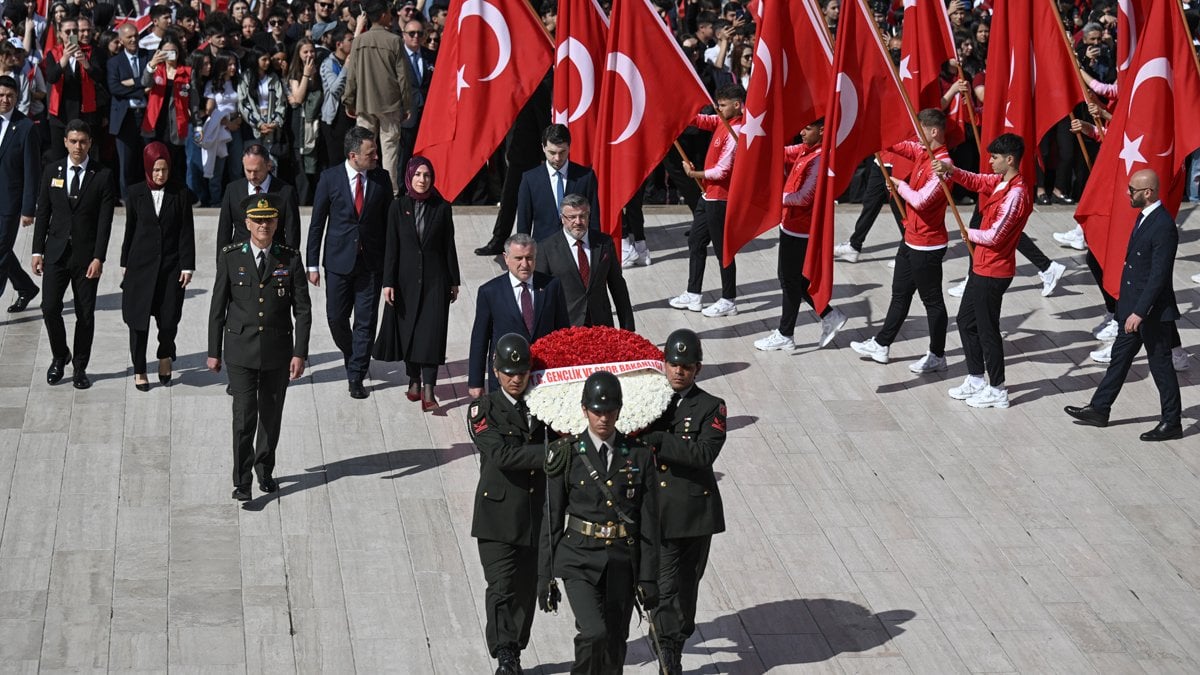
553, 0, 609, 165
898, 0, 955, 110
1075, 0, 1200, 299
415, 0, 554, 201
803, 0, 916, 314
592, 0, 711, 238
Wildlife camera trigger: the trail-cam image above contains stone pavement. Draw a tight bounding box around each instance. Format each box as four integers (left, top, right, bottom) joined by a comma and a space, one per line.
0, 201, 1197, 674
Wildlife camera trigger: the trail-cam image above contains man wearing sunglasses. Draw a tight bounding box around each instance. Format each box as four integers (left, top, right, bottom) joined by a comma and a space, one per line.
397, 17, 433, 177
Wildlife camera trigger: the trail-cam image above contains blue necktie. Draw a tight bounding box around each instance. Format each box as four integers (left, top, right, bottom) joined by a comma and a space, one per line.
555, 171, 565, 211
1133, 213, 1144, 232
410, 52, 421, 83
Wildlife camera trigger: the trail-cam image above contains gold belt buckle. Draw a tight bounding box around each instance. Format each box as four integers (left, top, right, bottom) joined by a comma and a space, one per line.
597, 524, 615, 538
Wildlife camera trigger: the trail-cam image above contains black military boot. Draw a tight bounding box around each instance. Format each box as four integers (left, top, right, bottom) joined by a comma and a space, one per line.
495, 645, 522, 675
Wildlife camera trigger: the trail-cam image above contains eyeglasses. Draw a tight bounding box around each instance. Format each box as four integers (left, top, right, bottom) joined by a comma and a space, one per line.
269, 20, 283, 26
741, 55, 753, 60
403, 30, 422, 36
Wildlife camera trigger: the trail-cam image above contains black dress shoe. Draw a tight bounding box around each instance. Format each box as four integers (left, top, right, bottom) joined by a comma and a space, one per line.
258, 476, 278, 493
46, 353, 71, 385
1036, 193, 1051, 206
134, 379, 150, 392
72, 370, 91, 390
1064, 404, 1109, 427
1140, 422, 1183, 442
349, 380, 369, 399
1051, 193, 1076, 205
7, 289, 38, 313
495, 646, 522, 675
474, 239, 504, 256
232, 486, 252, 501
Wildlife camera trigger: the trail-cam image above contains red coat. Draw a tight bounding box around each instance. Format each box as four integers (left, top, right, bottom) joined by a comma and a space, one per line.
142, 64, 192, 142
951, 170, 1033, 278
692, 113, 742, 201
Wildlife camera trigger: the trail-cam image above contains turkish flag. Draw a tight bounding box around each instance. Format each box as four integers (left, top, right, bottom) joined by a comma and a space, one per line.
803, 0, 916, 314
898, 0, 955, 110
982, 0, 1085, 184
414, 0, 554, 201
1116, 0, 1149, 76
1075, 0, 1200, 299
592, 0, 711, 237
722, 0, 833, 265
552, 0, 609, 165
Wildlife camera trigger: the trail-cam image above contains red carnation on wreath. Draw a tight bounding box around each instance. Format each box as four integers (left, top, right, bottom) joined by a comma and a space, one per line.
531, 326, 664, 370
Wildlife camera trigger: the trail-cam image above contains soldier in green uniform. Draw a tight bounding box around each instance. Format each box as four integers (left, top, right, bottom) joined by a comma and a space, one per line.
539, 371, 660, 675
467, 333, 552, 675
207, 194, 312, 501
642, 329, 726, 675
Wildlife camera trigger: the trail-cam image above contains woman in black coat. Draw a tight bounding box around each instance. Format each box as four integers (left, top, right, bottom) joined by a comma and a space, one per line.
375, 157, 461, 411
120, 141, 196, 391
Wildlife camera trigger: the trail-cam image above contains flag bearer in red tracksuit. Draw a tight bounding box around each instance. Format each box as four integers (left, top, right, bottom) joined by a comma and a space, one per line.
753, 119, 849, 352
850, 109, 953, 373
934, 133, 1033, 410
668, 84, 744, 319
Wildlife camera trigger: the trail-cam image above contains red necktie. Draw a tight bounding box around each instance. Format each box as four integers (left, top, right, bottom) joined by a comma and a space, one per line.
255, 184, 262, 194
575, 240, 590, 287
520, 283, 534, 335
354, 173, 364, 216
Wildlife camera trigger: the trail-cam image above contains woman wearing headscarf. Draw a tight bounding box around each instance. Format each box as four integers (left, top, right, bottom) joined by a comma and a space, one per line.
141, 37, 192, 183
375, 157, 461, 411
120, 142, 196, 391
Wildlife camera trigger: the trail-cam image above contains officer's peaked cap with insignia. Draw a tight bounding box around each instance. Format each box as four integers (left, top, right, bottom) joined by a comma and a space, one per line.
664, 328, 702, 365
494, 333, 531, 374
581, 370, 622, 412
241, 193, 281, 220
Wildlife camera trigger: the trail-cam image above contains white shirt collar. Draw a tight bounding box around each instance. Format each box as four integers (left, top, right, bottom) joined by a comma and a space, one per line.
249, 174, 272, 194
1140, 200, 1162, 219
586, 429, 617, 461
0, 109, 12, 125
546, 162, 566, 180
563, 229, 588, 249
249, 241, 270, 260
67, 156, 89, 174
509, 272, 530, 289
345, 160, 364, 184
501, 389, 520, 407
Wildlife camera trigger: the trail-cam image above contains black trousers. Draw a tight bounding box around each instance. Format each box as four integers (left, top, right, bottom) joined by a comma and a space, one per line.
0, 214, 38, 299
875, 245, 948, 357
397, 123, 418, 192
776, 234, 827, 336
564, 557, 636, 675
321, 115, 356, 170
655, 535, 711, 648
1085, 250, 1118, 314
1090, 318, 1182, 425
686, 199, 736, 299
323, 262, 381, 381
622, 182, 646, 242
405, 362, 439, 387
114, 110, 145, 201
848, 160, 904, 252
41, 254, 99, 369
477, 539, 538, 657
127, 268, 185, 374
227, 363, 289, 488
957, 274, 1012, 386
661, 134, 705, 213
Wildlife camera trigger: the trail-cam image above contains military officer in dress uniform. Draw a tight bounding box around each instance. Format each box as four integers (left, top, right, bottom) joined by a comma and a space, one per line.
207, 194, 312, 501
468, 333, 553, 675
642, 329, 726, 675
539, 371, 660, 675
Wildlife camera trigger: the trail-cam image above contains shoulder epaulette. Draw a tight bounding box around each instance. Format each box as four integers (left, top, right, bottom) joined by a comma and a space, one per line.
221, 242, 244, 254
271, 243, 300, 255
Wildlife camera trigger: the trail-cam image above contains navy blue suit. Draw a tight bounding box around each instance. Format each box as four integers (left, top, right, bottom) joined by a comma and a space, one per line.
306, 164, 394, 381
468, 271, 569, 390
515, 162, 600, 241
0, 110, 41, 300
1091, 205, 1181, 425
107, 48, 152, 200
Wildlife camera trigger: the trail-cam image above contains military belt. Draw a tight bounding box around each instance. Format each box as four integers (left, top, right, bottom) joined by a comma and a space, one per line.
566, 514, 628, 540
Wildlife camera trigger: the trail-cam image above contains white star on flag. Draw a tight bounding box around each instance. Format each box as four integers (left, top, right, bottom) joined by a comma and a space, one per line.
899, 55, 914, 80
552, 108, 568, 124
740, 108, 767, 149
456, 66, 470, 99
903, 0, 916, 8
1119, 133, 1147, 174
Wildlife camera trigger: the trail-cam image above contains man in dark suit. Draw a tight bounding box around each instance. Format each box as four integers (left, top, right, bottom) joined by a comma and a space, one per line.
467, 233, 570, 397
535, 193, 635, 331
467, 334, 551, 675
515, 124, 600, 242
641, 329, 727, 675
106, 22, 151, 201
215, 144, 302, 258
208, 194, 312, 501
31, 120, 115, 390
43, 16, 102, 163
306, 127, 393, 398
398, 18, 433, 178
0, 75, 41, 313
1065, 169, 1182, 442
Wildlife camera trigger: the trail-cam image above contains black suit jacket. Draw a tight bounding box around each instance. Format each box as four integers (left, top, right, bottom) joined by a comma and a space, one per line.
307, 165, 393, 275
644, 386, 727, 538
401, 45, 435, 129
106, 48, 152, 134
1116, 206, 1179, 324
119, 181, 196, 329
468, 271, 569, 389
535, 231, 635, 330
0, 110, 40, 218
44, 50, 104, 120
515, 162, 601, 242
33, 159, 116, 267
215, 177, 302, 260
468, 390, 549, 546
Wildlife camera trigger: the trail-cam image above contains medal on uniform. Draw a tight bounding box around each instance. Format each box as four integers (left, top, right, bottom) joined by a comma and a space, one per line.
277, 287, 286, 297
626, 486, 636, 499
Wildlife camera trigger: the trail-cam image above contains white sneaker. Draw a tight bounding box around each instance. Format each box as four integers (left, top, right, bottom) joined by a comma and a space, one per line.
1192, 272, 1200, 285
834, 242, 860, 263
669, 292, 702, 311
887, 258, 896, 269
850, 337, 890, 364
754, 330, 795, 352
1095, 319, 1119, 342
621, 239, 639, 268
966, 385, 1010, 409
818, 307, 848, 348
1039, 261, 1066, 297
1090, 343, 1113, 363
633, 241, 651, 266
1173, 347, 1191, 372
948, 375, 986, 400
1052, 226, 1087, 251
909, 352, 948, 374
701, 298, 738, 317
947, 278, 967, 298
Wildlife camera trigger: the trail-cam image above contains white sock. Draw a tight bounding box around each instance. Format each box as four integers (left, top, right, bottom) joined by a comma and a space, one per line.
967, 375, 986, 388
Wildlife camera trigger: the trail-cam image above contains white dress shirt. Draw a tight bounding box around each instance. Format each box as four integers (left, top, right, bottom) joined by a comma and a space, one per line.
563, 230, 591, 272
546, 162, 567, 209
509, 273, 533, 307
0, 110, 12, 147
151, 187, 163, 215
345, 160, 365, 197
248, 174, 272, 195
586, 429, 617, 472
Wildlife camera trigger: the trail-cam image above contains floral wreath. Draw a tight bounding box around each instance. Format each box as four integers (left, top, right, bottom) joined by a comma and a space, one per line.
526, 326, 674, 435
